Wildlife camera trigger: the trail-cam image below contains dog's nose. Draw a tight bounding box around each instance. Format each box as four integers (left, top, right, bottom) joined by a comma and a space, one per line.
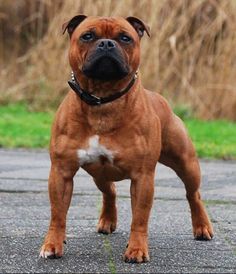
97, 39, 116, 50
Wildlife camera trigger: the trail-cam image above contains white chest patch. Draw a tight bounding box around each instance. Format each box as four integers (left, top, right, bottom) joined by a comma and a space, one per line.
78, 135, 114, 165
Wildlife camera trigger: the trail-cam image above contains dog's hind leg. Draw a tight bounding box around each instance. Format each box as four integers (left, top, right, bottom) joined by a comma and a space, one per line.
94, 179, 117, 234
167, 155, 213, 240
159, 115, 214, 240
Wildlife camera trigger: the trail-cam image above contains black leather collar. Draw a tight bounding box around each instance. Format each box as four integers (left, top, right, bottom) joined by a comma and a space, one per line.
68, 72, 137, 106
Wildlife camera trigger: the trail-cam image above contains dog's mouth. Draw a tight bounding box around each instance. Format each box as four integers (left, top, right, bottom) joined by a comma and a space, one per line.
82, 53, 129, 81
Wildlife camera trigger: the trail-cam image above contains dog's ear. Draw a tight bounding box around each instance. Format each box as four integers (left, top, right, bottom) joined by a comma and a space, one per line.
126, 16, 150, 38
62, 15, 87, 36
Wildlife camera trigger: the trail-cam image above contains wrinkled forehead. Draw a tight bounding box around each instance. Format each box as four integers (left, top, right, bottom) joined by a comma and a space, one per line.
74, 16, 138, 38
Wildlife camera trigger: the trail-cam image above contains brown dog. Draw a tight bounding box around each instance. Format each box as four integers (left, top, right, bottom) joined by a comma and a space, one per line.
40, 15, 213, 263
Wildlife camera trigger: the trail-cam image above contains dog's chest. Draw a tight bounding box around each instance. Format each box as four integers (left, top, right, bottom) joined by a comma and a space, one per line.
77, 135, 114, 166
77, 135, 127, 180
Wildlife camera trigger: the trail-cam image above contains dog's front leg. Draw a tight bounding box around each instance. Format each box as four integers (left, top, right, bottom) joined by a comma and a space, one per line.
40, 165, 74, 258
124, 172, 155, 263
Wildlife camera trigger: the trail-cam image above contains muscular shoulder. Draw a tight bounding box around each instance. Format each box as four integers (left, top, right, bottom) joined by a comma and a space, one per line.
144, 89, 173, 124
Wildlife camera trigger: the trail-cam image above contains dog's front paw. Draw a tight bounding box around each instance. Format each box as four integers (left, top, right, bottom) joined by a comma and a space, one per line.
40, 232, 65, 259
97, 216, 116, 234
123, 246, 150, 263
194, 224, 214, 241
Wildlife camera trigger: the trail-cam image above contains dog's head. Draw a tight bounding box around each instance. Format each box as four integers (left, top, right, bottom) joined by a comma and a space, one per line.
62, 15, 150, 82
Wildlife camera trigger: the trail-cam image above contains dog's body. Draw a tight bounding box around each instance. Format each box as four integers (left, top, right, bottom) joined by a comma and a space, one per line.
40, 16, 213, 263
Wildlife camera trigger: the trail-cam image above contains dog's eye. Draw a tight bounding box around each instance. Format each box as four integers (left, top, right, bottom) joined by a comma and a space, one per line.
80, 32, 94, 42
120, 34, 132, 43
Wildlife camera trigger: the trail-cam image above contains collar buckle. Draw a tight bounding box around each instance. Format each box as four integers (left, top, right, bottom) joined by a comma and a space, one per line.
90, 94, 101, 105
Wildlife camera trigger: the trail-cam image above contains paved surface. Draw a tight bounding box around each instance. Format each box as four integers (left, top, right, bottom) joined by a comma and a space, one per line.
0, 149, 236, 273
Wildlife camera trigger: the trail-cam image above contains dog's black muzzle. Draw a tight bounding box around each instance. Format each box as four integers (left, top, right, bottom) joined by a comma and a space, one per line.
82, 39, 129, 81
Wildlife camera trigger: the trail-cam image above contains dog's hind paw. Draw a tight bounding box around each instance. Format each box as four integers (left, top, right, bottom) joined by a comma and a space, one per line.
194, 225, 214, 241
123, 247, 150, 264
97, 217, 116, 234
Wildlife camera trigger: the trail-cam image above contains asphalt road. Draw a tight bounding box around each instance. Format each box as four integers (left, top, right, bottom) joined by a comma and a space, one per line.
0, 149, 236, 273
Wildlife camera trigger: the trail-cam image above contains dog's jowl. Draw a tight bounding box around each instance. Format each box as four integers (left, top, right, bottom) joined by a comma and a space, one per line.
40, 15, 213, 263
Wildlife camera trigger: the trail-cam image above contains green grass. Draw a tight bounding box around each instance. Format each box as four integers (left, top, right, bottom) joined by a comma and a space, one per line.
0, 104, 235, 159
185, 119, 236, 159
0, 104, 53, 148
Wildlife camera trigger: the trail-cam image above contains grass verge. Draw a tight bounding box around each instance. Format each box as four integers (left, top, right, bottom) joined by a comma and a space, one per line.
0, 104, 53, 148
185, 119, 236, 159
0, 104, 235, 159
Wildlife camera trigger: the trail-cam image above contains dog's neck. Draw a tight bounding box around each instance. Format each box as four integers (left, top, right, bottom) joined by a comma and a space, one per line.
74, 71, 137, 98
75, 76, 142, 134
